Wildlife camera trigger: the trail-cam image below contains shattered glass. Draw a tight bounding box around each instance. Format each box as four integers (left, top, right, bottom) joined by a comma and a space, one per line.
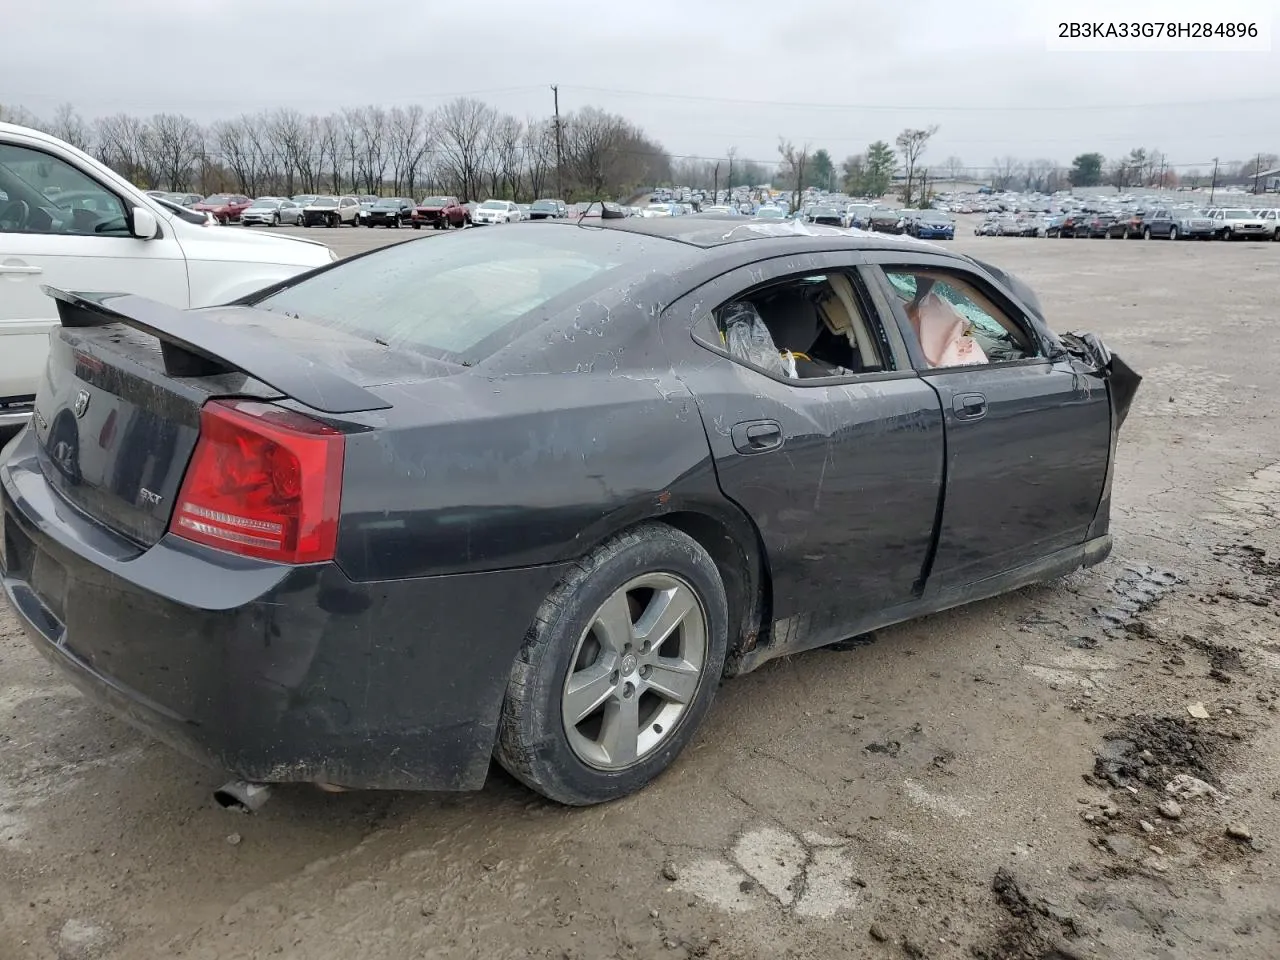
722, 300, 789, 377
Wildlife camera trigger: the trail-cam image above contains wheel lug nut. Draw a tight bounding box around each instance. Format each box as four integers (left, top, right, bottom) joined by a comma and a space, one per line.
640, 665, 652, 679
623, 682, 635, 698
610, 670, 620, 684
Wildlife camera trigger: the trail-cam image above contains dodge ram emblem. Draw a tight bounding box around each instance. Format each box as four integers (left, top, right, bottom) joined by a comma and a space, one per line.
73, 390, 90, 419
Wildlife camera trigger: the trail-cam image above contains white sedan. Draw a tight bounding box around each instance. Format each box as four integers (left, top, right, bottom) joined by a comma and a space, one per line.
473, 200, 522, 224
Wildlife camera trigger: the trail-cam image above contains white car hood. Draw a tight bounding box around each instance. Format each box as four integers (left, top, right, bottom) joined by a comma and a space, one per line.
171, 215, 332, 266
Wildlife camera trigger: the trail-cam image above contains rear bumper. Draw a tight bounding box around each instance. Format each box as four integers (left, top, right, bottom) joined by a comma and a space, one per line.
0, 431, 570, 791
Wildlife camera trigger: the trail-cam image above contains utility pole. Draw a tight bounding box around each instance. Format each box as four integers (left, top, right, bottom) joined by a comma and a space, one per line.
551, 84, 564, 201
1254, 152, 1262, 194
713, 162, 719, 201
1159, 158, 1166, 190
1209, 157, 1219, 205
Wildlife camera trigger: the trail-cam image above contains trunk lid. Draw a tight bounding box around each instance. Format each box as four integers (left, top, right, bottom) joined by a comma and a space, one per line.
32, 290, 449, 548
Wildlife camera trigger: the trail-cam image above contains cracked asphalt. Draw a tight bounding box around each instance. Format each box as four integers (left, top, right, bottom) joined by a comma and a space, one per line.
2, 224, 1279, 960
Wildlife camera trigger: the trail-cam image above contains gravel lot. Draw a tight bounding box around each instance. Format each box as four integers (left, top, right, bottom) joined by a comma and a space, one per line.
3, 224, 1279, 960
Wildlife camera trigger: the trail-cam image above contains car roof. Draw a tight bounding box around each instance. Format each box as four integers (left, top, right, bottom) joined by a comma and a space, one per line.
591, 216, 955, 255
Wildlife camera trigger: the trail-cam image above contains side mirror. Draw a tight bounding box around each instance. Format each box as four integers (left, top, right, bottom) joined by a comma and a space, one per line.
131, 206, 159, 240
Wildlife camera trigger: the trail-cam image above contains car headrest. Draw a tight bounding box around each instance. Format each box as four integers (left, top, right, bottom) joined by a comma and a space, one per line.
765, 293, 820, 354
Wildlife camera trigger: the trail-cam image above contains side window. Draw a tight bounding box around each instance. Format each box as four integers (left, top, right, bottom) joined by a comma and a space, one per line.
883, 268, 1038, 368
710, 272, 892, 382
0, 143, 128, 237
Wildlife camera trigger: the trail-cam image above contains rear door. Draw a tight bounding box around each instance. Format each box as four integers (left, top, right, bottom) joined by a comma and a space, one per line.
866, 254, 1111, 592
0, 137, 187, 400
666, 252, 945, 651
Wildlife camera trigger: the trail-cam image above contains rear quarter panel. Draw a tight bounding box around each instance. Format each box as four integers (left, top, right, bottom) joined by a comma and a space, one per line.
332, 283, 726, 582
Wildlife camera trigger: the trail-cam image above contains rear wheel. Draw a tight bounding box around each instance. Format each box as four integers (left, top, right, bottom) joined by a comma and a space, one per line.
1169, 225, 1178, 240
1142, 226, 1151, 240
495, 523, 728, 805
271, 213, 279, 227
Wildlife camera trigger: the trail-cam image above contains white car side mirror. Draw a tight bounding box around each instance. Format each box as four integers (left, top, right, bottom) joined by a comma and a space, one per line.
131, 207, 159, 239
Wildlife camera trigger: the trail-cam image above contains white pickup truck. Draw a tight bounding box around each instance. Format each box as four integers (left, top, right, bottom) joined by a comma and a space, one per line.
0, 122, 337, 435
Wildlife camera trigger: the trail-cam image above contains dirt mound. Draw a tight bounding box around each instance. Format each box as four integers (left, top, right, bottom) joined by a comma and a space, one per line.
1093, 715, 1222, 790
970, 868, 1086, 960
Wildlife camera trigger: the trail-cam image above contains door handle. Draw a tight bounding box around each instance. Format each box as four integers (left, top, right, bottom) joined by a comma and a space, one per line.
731, 419, 783, 454
953, 393, 987, 422
0, 264, 42, 275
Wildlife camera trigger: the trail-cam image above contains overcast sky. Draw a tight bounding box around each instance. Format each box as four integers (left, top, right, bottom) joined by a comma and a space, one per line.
4, 0, 1278, 173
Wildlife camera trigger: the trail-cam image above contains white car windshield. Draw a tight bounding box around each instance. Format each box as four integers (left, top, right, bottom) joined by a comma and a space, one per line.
479, 201, 507, 210
311, 198, 338, 208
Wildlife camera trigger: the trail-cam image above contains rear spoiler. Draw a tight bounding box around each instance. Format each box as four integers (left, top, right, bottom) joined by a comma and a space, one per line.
42, 287, 391, 415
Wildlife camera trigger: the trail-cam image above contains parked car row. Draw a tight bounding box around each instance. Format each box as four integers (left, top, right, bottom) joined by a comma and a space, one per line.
978, 206, 1280, 241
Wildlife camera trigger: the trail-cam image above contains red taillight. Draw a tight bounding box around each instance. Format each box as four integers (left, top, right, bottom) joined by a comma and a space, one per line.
169, 399, 344, 564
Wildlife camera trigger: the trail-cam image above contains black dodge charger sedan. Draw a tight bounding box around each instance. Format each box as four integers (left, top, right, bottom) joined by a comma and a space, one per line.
0, 219, 1139, 806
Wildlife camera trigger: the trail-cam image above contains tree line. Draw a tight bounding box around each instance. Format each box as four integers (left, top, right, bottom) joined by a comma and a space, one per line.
4, 100, 1272, 203
0, 99, 673, 203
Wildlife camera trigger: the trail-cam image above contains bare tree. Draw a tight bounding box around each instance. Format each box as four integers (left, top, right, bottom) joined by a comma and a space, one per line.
1023, 158, 1055, 192
210, 116, 267, 194
386, 105, 432, 198
564, 107, 626, 198
336, 110, 363, 194
435, 98, 496, 201
523, 118, 555, 199
491, 114, 524, 200
777, 138, 810, 210
49, 103, 93, 152
270, 108, 316, 195
351, 106, 389, 194
943, 155, 965, 183
991, 155, 1024, 191
895, 125, 938, 206
95, 113, 154, 186
149, 113, 204, 190
0, 104, 42, 127
316, 114, 342, 193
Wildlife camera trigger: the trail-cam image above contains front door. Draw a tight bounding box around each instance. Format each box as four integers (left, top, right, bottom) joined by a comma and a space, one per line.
870, 259, 1111, 591
0, 139, 187, 399
666, 254, 945, 652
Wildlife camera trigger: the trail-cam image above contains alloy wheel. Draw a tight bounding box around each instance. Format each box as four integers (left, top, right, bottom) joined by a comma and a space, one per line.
561, 572, 708, 770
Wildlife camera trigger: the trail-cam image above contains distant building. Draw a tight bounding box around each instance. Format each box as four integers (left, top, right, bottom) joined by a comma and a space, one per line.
1258, 168, 1280, 192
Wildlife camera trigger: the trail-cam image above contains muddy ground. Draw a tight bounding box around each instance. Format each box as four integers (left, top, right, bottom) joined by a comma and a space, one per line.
2, 226, 1279, 960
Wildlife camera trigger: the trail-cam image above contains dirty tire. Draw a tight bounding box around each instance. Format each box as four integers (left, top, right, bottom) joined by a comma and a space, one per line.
495, 523, 728, 806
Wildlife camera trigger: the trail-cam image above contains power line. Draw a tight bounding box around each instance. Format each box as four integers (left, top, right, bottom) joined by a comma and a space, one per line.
566, 85, 1280, 114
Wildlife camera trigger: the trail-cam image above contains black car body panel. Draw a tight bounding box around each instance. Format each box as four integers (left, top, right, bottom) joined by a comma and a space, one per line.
0, 221, 1138, 792
1, 436, 570, 790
